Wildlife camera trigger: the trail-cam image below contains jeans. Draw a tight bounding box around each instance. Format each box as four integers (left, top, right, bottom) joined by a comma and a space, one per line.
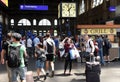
10, 67, 26, 82
98, 48, 105, 65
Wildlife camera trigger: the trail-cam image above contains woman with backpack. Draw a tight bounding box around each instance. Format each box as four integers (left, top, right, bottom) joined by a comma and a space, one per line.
35, 43, 47, 81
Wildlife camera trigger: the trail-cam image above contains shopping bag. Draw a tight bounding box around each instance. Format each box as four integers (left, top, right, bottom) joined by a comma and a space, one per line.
59, 50, 65, 57
69, 48, 80, 59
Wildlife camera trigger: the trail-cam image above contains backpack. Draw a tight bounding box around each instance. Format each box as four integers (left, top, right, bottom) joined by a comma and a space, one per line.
7, 45, 21, 68
89, 40, 99, 55
46, 41, 54, 53
36, 49, 46, 61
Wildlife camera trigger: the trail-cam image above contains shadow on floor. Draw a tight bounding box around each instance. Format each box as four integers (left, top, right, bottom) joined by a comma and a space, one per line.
70, 78, 86, 82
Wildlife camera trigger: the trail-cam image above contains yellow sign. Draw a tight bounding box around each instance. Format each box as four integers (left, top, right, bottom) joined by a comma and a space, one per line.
81, 28, 116, 35
1, 0, 8, 7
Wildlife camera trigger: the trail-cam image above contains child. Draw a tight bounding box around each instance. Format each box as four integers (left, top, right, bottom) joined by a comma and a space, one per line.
35, 43, 47, 81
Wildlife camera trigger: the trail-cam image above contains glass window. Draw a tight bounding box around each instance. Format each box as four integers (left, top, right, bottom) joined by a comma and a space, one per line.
54, 19, 57, 25
33, 30, 37, 35
10, 19, 14, 26
79, 0, 85, 15
54, 30, 58, 36
38, 19, 51, 26
92, 0, 103, 8
18, 19, 31, 26
33, 19, 36, 26
39, 30, 42, 36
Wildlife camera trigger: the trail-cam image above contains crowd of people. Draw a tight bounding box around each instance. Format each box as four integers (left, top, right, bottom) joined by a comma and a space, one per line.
0, 32, 112, 82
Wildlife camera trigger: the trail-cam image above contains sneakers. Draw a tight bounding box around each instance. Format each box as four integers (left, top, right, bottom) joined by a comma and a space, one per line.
44, 75, 47, 81
51, 71, 54, 77
35, 76, 39, 81
46, 73, 49, 76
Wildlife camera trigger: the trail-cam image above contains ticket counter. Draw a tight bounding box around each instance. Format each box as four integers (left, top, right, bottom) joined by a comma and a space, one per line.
77, 25, 120, 61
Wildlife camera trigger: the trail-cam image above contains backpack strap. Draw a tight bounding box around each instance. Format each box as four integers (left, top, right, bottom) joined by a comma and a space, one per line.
89, 40, 95, 53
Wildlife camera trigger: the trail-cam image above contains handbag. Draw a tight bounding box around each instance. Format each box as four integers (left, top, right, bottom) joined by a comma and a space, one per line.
69, 47, 80, 60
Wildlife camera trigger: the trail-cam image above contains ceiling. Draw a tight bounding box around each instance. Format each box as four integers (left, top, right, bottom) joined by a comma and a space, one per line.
0, 0, 77, 15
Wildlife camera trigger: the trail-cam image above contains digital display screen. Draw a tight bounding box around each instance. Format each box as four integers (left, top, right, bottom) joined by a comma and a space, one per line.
1, 0, 8, 7
109, 6, 116, 12
20, 5, 48, 10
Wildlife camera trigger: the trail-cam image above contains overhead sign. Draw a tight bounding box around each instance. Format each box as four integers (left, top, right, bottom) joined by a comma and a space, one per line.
81, 28, 116, 35
1, 0, 8, 7
109, 6, 116, 12
20, 5, 48, 10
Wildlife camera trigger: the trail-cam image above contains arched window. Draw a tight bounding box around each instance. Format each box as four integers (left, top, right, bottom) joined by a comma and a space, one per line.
38, 19, 51, 26
18, 18, 31, 26
10, 19, 14, 26
54, 19, 57, 25
92, 0, 103, 8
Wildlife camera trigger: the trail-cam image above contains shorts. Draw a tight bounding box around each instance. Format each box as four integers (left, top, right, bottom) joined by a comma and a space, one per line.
36, 60, 45, 68
46, 54, 54, 61
10, 67, 26, 82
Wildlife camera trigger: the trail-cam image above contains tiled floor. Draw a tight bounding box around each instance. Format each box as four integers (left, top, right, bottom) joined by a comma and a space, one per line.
0, 58, 120, 82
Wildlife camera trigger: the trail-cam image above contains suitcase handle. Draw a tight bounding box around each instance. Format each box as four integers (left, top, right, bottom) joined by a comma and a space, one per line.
90, 55, 95, 62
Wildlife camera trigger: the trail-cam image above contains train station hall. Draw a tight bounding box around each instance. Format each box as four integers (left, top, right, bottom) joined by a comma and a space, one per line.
0, 0, 120, 82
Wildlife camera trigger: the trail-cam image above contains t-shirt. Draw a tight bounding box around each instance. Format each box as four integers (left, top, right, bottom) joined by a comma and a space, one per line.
43, 38, 55, 54
27, 38, 32, 47
33, 37, 40, 47
2, 41, 9, 60
10, 42, 26, 67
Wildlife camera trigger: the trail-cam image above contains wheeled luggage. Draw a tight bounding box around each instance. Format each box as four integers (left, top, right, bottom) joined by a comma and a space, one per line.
85, 58, 101, 82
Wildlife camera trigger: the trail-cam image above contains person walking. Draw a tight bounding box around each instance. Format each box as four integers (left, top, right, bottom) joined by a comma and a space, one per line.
1, 33, 12, 82
4, 33, 27, 82
35, 43, 47, 81
43, 33, 56, 77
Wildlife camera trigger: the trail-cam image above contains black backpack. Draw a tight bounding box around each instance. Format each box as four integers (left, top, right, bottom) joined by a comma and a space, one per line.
46, 41, 54, 54
7, 45, 21, 68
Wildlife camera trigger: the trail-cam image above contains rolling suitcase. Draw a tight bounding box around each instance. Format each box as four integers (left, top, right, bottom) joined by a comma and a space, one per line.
85, 57, 101, 82
26, 71, 34, 82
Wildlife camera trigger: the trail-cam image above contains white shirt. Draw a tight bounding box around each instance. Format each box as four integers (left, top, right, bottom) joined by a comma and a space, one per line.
85, 39, 95, 53
27, 38, 32, 47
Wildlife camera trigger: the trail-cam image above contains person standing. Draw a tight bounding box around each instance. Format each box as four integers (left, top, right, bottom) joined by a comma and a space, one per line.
26, 36, 33, 57
84, 35, 95, 61
43, 33, 56, 77
62, 37, 74, 75
33, 35, 40, 54
96, 35, 105, 65
103, 35, 111, 63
